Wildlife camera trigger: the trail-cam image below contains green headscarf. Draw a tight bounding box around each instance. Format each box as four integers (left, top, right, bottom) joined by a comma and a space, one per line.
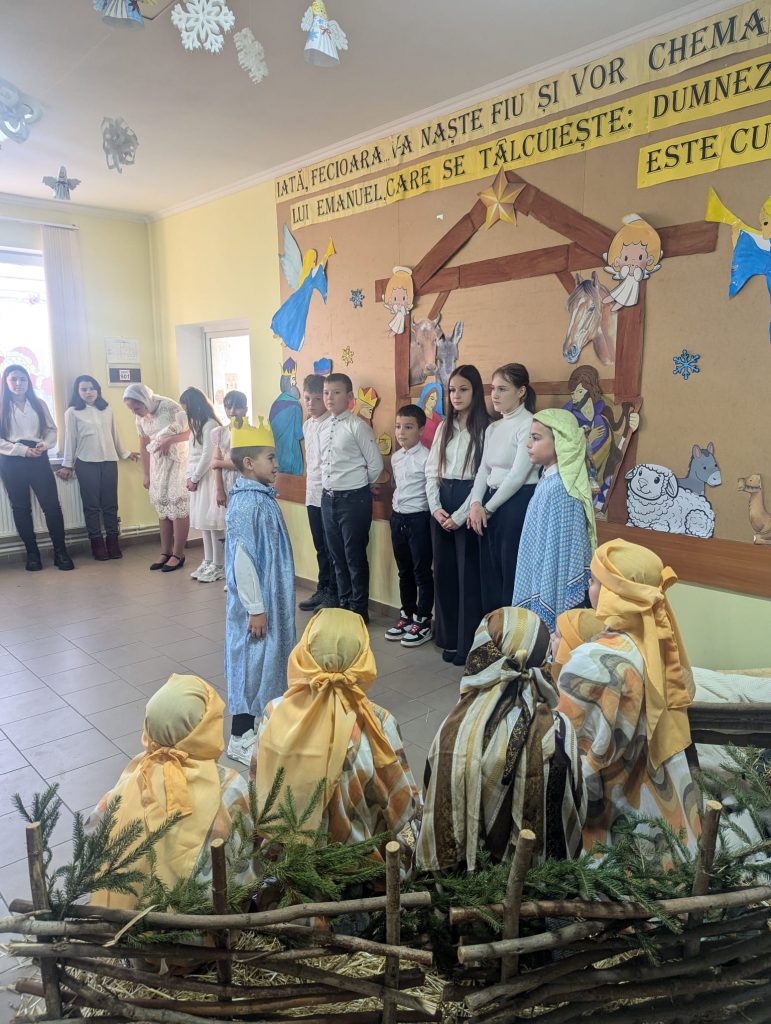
534, 407, 597, 550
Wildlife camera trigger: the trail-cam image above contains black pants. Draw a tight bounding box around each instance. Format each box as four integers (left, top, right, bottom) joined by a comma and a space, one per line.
307, 503, 336, 596
75, 459, 119, 537
390, 510, 433, 619
321, 485, 372, 617
0, 452, 66, 553
431, 479, 483, 659
480, 484, 537, 614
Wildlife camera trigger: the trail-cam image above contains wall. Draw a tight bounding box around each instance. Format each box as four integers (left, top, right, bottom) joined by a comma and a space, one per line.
0, 199, 158, 531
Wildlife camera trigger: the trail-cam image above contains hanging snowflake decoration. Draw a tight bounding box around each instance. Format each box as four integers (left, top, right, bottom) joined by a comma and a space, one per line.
234, 28, 268, 83
673, 348, 700, 381
341, 345, 354, 367
42, 166, 80, 201
102, 117, 138, 173
0, 77, 42, 144
350, 288, 365, 309
171, 0, 235, 53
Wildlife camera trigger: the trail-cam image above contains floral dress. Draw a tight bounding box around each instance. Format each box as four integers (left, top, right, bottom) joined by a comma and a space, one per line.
136, 397, 190, 519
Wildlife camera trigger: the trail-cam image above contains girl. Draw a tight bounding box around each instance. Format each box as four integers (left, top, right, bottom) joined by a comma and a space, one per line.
512, 408, 596, 632
468, 363, 538, 613
179, 387, 225, 583
0, 364, 73, 571
425, 364, 489, 665
211, 390, 248, 509
123, 383, 190, 572
58, 374, 138, 561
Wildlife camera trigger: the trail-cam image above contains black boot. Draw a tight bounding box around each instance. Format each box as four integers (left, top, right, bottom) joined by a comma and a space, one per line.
25, 545, 43, 572
299, 588, 325, 611
54, 548, 75, 571
90, 536, 109, 561
105, 534, 122, 559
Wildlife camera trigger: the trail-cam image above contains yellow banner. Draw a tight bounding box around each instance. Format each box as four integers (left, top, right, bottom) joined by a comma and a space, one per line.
276, 2, 770, 202
289, 55, 771, 226
638, 111, 771, 185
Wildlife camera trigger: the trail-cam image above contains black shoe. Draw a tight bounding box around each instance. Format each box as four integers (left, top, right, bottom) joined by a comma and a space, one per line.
318, 593, 340, 609
54, 550, 75, 571
299, 589, 325, 611
442, 649, 457, 663
150, 553, 173, 570
452, 653, 466, 667
161, 555, 186, 573
25, 550, 43, 572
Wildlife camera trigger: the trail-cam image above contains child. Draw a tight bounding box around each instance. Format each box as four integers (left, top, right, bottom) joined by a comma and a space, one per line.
386, 404, 434, 647
320, 373, 384, 623
212, 390, 248, 509
299, 373, 336, 611
224, 417, 296, 765
180, 387, 225, 583
58, 374, 138, 560
512, 408, 596, 633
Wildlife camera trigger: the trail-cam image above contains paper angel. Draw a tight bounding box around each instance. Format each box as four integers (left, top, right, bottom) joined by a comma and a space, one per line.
43, 166, 80, 201
301, 1, 348, 67
270, 225, 334, 352
602, 214, 663, 312
383, 266, 414, 336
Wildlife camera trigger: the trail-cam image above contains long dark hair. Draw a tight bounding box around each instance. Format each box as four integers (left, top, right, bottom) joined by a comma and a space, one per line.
69, 374, 108, 411
493, 362, 536, 413
179, 386, 221, 445
439, 364, 489, 477
0, 364, 49, 440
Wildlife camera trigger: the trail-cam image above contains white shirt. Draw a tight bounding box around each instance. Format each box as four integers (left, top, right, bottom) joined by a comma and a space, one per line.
425, 419, 477, 525
0, 400, 58, 458
320, 411, 384, 492
470, 404, 538, 514
391, 443, 429, 513
62, 405, 130, 467
303, 411, 330, 507
234, 542, 264, 614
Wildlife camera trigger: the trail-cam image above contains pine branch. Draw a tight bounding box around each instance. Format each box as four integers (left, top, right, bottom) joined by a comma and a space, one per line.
11, 784, 62, 872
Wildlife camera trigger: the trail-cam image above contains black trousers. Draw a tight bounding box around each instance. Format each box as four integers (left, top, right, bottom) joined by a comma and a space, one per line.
431, 479, 483, 659
321, 485, 372, 617
75, 459, 119, 537
390, 510, 434, 619
480, 484, 537, 614
307, 503, 336, 596
0, 452, 66, 553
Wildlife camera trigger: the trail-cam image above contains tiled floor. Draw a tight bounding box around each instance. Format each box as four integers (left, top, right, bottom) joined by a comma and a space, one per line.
0, 539, 462, 1021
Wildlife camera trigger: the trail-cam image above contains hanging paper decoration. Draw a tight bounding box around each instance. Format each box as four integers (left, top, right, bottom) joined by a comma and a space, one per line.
673, 348, 700, 380
234, 27, 268, 83
706, 187, 771, 341
313, 357, 332, 375
301, 1, 347, 68
350, 288, 365, 309
171, 0, 235, 53
0, 78, 42, 144
377, 433, 393, 456
477, 168, 525, 229
102, 117, 138, 173
341, 345, 354, 366
42, 167, 80, 201
271, 225, 334, 352
383, 267, 413, 335
602, 214, 663, 311
93, 0, 143, 29
353, 386, 379, 423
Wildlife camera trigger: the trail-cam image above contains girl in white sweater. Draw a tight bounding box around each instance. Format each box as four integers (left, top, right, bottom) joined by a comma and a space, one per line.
180, 387, 226, 583
468, 363, 539, 613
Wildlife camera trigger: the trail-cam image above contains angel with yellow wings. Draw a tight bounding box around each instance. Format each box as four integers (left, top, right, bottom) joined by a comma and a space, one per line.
270, 225, 334, 352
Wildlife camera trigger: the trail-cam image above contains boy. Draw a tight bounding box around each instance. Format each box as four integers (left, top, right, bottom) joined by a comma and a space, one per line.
320, 372, 384, 623
299, 373, 337, 611
224, 417, 296, 765
386, 404, 434, 647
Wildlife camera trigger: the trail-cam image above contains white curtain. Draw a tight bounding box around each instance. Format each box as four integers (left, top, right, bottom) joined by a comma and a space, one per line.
42, 224, 90, 452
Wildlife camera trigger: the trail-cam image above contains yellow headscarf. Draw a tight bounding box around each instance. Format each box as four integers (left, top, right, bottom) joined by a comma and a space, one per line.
91, 674, 224, 908
534, 408, 597, 549
554, 608, 605, 680
591, 540, 694, 768
254, 609, 398, 832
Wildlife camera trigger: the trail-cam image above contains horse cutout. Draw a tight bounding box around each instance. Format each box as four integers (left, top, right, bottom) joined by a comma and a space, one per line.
409, 316, 441, 386
677, 443, 722, 496
563, 271, 617, 365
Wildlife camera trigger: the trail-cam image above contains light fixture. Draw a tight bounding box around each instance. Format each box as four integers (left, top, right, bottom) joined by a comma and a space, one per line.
301, 1, 347, 68
93, 0, 144, 29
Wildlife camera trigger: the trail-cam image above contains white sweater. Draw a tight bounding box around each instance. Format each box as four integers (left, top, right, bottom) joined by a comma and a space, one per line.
470, 404, 538, 514
62, 405, 131, 467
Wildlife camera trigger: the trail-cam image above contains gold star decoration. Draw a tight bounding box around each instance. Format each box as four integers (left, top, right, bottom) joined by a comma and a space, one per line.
341, 345, 354, 366
478, 169, 525, 229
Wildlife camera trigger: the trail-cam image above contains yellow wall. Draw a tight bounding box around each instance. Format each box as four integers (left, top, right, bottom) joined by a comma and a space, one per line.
0, 201, 157, 530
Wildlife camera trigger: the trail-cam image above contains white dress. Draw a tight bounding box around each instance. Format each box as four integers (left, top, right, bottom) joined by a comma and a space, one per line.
187, 419, 225, 531
213, 423, 238, 497
136, 398, 190, 520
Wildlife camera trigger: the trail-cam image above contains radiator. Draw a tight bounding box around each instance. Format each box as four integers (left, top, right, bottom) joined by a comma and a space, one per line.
0, 469, 86, 539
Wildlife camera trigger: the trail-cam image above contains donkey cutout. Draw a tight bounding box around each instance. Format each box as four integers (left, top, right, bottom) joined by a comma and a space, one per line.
677, 442, 722, 497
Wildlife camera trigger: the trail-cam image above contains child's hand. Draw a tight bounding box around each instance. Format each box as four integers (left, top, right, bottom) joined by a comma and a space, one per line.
143, 475, 151, 490
550, 630, 561, 661
128, 452, 140, 462
443, 517, 461, 531
247, 613, 267, 639
56, 467, 73, 480
186, 479, 198, 492
216, 488, 228, 508
370, 485, 380, 497
433, 509, 449, 525
468, 501, 488, 535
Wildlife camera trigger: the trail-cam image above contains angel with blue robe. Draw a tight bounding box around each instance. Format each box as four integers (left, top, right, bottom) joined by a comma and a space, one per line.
270, 225, 334, 352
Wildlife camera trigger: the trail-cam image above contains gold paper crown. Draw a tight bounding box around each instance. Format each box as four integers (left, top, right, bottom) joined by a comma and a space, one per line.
230, 416, 275, 449
356, 386, 379, 409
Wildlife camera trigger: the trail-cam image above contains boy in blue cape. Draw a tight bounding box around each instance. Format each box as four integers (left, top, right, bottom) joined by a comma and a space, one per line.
224, 417, 296, 765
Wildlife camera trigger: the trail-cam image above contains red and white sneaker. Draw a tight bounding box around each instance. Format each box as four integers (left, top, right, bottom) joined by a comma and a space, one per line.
385, 611, 411, 642
401, 616, 432, 648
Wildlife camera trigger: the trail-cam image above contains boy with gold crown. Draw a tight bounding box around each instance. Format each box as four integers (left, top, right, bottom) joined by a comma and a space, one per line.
224, 417, 296, 765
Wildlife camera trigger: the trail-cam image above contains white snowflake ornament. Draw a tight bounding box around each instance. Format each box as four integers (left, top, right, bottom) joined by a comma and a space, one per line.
234, 28, 268, 84
171, 0, 235, 54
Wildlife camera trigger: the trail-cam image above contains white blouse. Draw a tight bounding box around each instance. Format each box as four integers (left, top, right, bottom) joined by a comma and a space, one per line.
0, 400, 58, 458
425, 420, 477, 525
62, 405, 131, 467
470, 404, 539, 515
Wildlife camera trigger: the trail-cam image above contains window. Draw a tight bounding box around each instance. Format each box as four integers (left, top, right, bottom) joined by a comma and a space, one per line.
205, 331, 252, 421
0, 249, 56, 422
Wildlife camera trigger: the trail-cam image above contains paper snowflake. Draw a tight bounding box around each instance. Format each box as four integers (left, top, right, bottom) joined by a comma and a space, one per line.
350, 288, 364, 309
171, 0, 235, 53
673, 349, 700, 380
234, 27, 268, 83
341, 346, 354, 366
102, 117, 138, 173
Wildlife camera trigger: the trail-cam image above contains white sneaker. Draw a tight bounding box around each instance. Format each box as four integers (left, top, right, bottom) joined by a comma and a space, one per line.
190, 559, 211, 580
199, 563, 225, 583
227, 729, 255, 766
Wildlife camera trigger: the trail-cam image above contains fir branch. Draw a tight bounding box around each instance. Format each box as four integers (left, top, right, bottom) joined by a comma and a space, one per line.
11, 784, 62, 872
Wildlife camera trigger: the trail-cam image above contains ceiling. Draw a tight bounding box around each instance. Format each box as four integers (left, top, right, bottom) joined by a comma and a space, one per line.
0, 0, 718, 218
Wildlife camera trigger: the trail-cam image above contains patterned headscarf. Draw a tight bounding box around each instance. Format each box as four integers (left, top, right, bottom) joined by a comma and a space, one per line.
462, 606, 551, 694
554, 609, 605, 680
533, 408, 597, 549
